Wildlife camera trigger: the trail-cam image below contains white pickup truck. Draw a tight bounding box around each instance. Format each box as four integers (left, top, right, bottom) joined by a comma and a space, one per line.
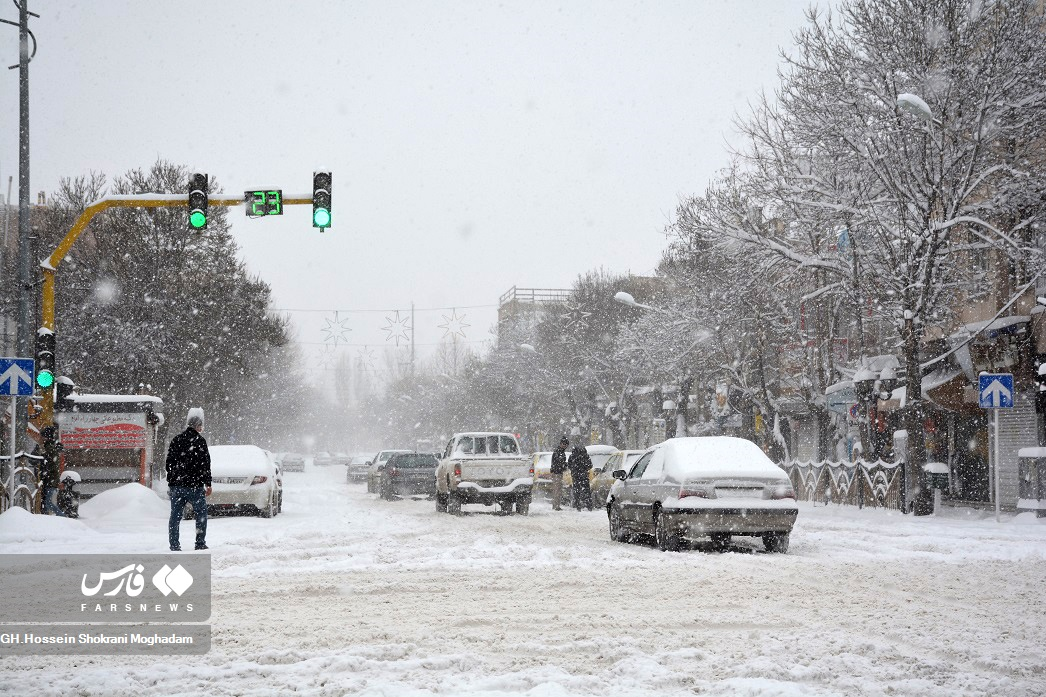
435, 432, 533, 515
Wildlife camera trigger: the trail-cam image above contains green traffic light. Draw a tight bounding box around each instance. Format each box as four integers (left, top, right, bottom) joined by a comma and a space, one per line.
313, 208, 331, 228
36, 370, 54, 389
189, 210, 207, 229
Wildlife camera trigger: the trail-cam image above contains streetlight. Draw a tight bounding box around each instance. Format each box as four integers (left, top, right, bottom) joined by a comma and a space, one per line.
896, 93, 936, 122
613, 291, 653, 310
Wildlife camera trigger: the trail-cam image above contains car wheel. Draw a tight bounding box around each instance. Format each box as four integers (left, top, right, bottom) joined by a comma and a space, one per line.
259, 494, 275, 518
448, 492, 463, 516
608, 504, 628, 543
654, 510, 680, 552
763, 532, 790, 554
710, 533, 731, 551
435, 492, 448, 513
515, 495, 530, 516
277, 492, 283, 514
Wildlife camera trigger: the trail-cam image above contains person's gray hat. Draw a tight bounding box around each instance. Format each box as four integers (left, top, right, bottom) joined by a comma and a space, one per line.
186, 407, 205, 430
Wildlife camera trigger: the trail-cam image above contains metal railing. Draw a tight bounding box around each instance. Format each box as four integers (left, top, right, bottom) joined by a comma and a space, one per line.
498, 286, 571, 307
780, 459, 905, 510
0, 451, 41, 513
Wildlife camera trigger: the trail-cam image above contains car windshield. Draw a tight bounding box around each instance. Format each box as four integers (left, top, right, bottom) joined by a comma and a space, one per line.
590, 453, 615, 472
389, 454, 438, 468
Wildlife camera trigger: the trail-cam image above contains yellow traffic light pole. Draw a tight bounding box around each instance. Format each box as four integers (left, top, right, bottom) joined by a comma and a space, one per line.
38, 192, 313, 427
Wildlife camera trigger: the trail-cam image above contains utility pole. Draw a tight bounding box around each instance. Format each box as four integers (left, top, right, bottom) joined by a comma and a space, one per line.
14, 0, 37, 454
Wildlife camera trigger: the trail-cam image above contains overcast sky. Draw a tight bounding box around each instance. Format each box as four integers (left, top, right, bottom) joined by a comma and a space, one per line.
0, 0, 819, 373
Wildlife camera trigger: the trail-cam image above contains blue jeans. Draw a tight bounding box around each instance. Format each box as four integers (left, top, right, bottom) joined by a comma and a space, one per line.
169, 486, 207, 550
42, 487, 65, 517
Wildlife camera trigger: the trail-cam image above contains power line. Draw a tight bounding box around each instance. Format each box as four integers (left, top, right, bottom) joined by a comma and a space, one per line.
270, 303, 498, 314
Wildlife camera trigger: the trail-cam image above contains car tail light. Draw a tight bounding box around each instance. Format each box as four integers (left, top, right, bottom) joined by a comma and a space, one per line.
389, 467, 400, 478
765, 483, 796, 500
250, 476, 268, 485
529, 463, 535, 476
454, 463, 461, 478
678, 484, 714, 499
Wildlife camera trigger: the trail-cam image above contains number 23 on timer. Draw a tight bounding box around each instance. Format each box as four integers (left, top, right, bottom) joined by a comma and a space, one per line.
246, 189, 283, 217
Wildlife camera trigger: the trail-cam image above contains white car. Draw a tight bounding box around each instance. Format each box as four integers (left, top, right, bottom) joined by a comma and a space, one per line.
366, 449, 413, 493
607, 437, 797, 552
207, 445, 283, 518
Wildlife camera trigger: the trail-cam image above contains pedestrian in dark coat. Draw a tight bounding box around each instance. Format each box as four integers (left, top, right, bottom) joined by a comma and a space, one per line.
166, 408, 212, 551
37, 426, 65, 517
567, 444, 594, 511
550, 438, 569, 511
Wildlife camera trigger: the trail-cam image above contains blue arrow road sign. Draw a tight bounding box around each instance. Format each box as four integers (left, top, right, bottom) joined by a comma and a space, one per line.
0, 357, 35, 396
979, 373, 1014, 409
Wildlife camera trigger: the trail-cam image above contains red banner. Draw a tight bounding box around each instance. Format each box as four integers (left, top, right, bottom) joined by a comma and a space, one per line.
60, 413, 148, 449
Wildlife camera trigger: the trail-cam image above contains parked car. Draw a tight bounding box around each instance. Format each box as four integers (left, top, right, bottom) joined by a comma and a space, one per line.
591, 449, 644, 508
435, 432, 532, 515
346, 453, 376, 482
313, 451, 333, 466
281, 452, 306, 472
366, 449, 413, 493
332, 452, 350, 467
606, 437, 797, 552
531, 451, 556, 499
203, 445, 283, 518
379, 452, 440, 499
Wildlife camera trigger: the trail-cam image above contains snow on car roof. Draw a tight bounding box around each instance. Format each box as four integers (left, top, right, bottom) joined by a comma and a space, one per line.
451, 432, 518, 438
656, 437, 784, 479
210, 445, 271, 475
586, 444, 619, 454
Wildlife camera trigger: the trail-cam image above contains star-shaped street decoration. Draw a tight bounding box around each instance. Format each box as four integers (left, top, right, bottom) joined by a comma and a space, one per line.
438, 308, 470, 340
559, 302, 593, 328
382, 310, 412, 347
357, 346, 376, 371
321, 311, 352, 346
317, 345, 338, 371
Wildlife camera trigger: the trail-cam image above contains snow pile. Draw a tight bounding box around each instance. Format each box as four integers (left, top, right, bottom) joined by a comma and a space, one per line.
0, 506, 91, 545
78, 483, 168, 522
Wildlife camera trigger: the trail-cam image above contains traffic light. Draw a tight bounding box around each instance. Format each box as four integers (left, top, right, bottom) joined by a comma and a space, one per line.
35, 328, 55, 391
56, 376, 75, 412
312, 171, 331, 229
188, 173, 209, 230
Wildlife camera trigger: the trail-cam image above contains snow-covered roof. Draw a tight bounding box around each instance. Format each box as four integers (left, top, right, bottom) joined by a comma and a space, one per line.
70, 394, 163, 404
958, 315, 1031, 338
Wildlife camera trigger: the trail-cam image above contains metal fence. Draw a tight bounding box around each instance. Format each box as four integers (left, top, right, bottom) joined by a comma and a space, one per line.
781, 459, 905, 510
0, 451, 40, 514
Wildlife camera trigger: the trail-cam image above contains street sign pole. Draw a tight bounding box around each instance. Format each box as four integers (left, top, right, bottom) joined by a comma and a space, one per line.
978, 372, 1013, 524
994, 407, 1001, 523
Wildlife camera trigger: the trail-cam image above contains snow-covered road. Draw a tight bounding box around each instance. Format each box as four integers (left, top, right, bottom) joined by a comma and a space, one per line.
1, 464, 1045, 696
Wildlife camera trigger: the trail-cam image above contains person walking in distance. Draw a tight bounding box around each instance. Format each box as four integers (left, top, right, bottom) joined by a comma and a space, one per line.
567, 442, 594, 511
166, 408, 212, 551
550, 437, 569, 511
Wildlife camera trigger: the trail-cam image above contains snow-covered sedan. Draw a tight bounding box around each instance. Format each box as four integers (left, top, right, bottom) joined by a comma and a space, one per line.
606, 437, 797, 552
207, 445, 283, 518
346, 453, 376, 483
